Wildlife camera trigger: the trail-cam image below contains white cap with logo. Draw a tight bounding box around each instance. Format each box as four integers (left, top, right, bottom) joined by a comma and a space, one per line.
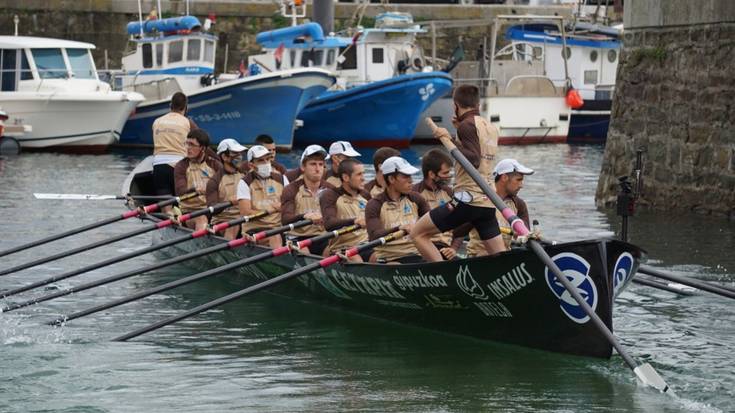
217, 138, 247, 154
328, 141, 361, 158
247, 145, 271, 162
381, 156, 419, 176
300, 144, 329, 163
493, 159, 535, 177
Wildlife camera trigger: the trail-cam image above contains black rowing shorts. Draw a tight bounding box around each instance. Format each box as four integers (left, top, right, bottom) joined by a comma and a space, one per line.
429, 202, 500, 241
153, 164, 176, 196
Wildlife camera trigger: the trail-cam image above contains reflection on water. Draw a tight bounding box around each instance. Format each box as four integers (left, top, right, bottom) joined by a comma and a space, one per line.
0, 145, 732, 412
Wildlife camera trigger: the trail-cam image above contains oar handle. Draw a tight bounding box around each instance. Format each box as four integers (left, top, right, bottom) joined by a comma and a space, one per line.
210, 210, 270, 233
294, 224, 362, 250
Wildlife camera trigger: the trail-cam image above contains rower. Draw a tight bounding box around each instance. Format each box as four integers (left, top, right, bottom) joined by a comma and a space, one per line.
326, 141, 361, 187
281, 145, 333, 255
463, 159, 534, 256
254, 134, 287, 175
237, 145, 289, 248
413, 149, 458, 260
364, 147, 400, 198
152, 92, 197, 214
205, 139, 248, 240
173, 129, 223, 231
365, 156, 430, 264
320, 158, 371, 262
411, 84, 503, 262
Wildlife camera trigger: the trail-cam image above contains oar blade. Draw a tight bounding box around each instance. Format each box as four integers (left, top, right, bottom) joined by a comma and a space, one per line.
634, 363, 672, 394
34, 193, 121, 200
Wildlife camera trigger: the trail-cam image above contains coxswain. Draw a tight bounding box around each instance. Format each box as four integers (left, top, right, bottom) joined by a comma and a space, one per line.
237, 145, 289, 248
411, 84, 503, 262
364, 147, 401, 199
281, 145, 333, 255
325, 141, 362, 187
152, 92, 197, 213
365, 156, 430, 264
413, 149, 458, 260
173, 129, 223, 230
205, 139, 248, 240
320, 158, 371, 262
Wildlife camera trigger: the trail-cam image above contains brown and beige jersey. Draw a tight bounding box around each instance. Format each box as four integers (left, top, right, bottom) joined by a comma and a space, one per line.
152, 112, 193, 159
465, 195, 530, 256
365, 191, 430, 262
174, 155, 222, 213
364, 178, 384, 199
412, 180, 454, 247
324, 168, 342, 188
239, 171, 286, 232
452, 109, 499, 208
281, 179, 334, 237
320, 186, 370, 254
205, 168, 244, 224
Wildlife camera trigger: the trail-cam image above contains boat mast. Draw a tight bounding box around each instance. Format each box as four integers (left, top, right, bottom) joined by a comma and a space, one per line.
280, 1, 306, 27
136, 1, 143, 36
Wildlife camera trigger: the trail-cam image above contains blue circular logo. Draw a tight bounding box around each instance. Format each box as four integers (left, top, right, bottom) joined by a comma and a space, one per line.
544, 253, 597, 324
612, 252, 634, 296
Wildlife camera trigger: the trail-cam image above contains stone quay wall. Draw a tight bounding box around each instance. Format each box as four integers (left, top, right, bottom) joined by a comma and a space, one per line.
596, 0, 735, 219
0, 1, 571, 73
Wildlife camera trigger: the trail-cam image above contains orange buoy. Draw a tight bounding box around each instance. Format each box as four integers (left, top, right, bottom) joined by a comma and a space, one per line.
566, 89, 584, 109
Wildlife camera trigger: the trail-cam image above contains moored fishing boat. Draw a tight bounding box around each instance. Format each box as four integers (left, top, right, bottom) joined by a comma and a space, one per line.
123, 157, 645, 359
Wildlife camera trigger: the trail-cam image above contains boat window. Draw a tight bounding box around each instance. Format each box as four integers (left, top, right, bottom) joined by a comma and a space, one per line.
590, 50, 598, 63
533, 47, 542, 60
584, 70, 598, 85
561, 47, 571, 59
67, 48, 95, 78
372, 47, 384, 64
607, 49, 617, 63
187, 39, 201, 61
203, 40, 215, 63
141, 43, 153, 68
289, 50, 296, 68
156, 43, 164, 67
168, 40, 183, 63
300, 50, 312, 67
313, 49, 324, 66
31, 48, 68, 79
338, 46, 357, 70
326, 49, 335, 66
20, 50, 33, 80
1, 49, 18, 91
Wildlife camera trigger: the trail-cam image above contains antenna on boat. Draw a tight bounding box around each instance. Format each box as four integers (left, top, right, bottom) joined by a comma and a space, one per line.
280, 0, 306, 27
186, 0, 190, 15
13, 14, 19, 36
157, 0, 163, 19
136, 0, 144, 36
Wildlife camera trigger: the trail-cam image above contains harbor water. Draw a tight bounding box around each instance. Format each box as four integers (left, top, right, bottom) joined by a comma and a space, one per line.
0, 145, 733, 412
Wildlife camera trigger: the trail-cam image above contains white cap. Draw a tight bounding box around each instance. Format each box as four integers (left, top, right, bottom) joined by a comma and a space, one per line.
300, 144, 329, 164
381, 156, 419, 176
217, 138, 247, 154
247, 145, 271, 162
328, 141, 361, 157
493, 159, 535, 177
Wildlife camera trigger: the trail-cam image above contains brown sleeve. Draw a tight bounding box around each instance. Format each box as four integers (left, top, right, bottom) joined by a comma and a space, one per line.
456, 120, 481, 168
320, 189, 354, 230
280, 181, 302, 224
366, 198, 391, 240
273, 160, 287, 174
206, 170, 225, 205
206, 156, 223, 173
515, 197, 530, 229
285, 168, 301, 182
409, 191, 431, 216
173, 159, 190, 196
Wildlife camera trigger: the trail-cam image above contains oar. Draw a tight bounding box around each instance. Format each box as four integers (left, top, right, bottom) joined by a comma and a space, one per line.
7, 218, 310, 315
429, 118, 671, 394
34, 193, 176, 201
638, 264, 735, 299
632, 277, 696, 296
112, 229, 404, 342
49, 224, 360, 326
0, 191, 196, 259
0, 202, 240, 302
0, 199, 222, 278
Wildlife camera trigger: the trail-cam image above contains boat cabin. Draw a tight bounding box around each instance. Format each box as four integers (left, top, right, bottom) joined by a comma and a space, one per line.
121, 16, 217, 100
0, 36, 105, 93
251, 12, 429, 89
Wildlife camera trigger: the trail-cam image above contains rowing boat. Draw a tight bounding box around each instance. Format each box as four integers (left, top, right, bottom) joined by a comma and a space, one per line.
123, 156, 645, 359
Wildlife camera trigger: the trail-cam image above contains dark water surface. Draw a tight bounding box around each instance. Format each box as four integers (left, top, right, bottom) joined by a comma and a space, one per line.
0, 145, 732, 412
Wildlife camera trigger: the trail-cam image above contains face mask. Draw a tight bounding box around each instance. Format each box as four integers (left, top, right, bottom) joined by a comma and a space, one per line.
230, 157, 242, 168
256, 163, 272, 178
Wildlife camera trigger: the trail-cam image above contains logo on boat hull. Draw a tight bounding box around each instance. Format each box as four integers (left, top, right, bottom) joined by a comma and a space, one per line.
419, 83, 435, 101
456, 265, 488, 300
612, 252, 634, 296
544, 253, 597, 324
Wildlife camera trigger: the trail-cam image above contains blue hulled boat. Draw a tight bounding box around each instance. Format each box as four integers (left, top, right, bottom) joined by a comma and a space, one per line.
116, 16, 335, 149
250, 13, 452, 148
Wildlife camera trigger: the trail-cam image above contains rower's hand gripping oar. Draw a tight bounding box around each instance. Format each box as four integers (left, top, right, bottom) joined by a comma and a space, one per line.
48, 222, 354, 326
0, 191, 197, 260
0, 197, 218, 278
427, 117, 672, 394
112, 228, 405, 342
0, 203, 255, 307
